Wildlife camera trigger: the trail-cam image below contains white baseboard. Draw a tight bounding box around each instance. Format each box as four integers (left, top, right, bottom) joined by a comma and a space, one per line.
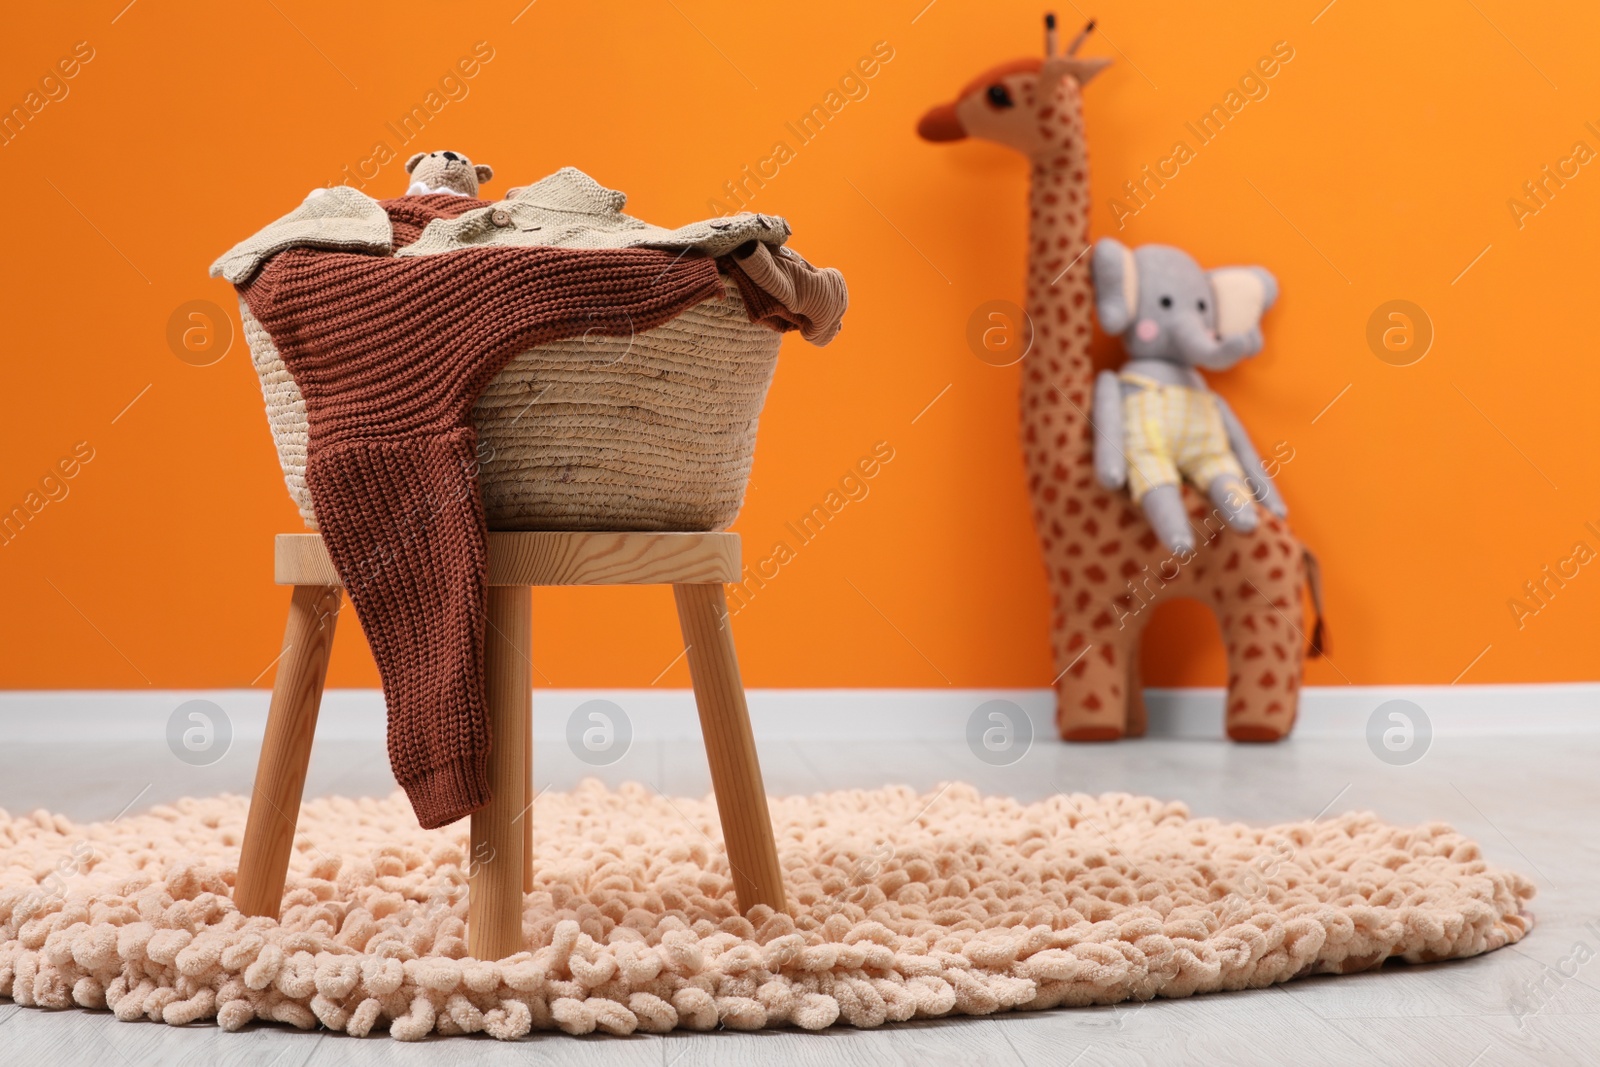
1, 684, 1596, 742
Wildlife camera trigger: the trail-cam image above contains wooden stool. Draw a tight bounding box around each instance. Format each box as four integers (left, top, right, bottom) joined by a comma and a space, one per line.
234, 531, 787, 961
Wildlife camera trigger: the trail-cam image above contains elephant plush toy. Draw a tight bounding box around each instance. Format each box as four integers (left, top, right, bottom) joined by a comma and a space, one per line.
1090, 238, 1284, 554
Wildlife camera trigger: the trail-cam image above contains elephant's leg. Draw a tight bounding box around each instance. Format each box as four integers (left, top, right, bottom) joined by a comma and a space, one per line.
1141, 484, 1194, 553
1055, 629, 1132, 741
1220, 605, 1302, 742
1207, 474, 1258, 534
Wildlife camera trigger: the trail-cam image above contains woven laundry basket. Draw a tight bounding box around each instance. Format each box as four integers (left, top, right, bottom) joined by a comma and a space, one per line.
240, 277, 782, 532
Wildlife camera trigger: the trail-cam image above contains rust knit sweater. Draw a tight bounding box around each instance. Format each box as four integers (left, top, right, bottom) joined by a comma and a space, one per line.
239, 195, 724, 828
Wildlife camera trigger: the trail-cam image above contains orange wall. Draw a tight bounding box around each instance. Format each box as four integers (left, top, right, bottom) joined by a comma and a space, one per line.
3, 1, 1597, 692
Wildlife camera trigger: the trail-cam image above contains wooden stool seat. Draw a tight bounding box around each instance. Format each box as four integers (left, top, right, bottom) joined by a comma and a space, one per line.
274, 531, 742, 587
236, 531, 786, 961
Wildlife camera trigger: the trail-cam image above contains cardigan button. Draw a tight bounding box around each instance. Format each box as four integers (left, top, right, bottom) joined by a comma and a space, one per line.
490, 209, 513, 227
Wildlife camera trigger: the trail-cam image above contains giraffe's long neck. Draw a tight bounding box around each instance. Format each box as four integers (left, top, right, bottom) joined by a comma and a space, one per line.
1023, 120, 1095, 424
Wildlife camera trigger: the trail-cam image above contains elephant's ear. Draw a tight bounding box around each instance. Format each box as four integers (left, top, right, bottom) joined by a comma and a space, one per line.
1208, 266, 1278, 336
1091, 237, 1138, 334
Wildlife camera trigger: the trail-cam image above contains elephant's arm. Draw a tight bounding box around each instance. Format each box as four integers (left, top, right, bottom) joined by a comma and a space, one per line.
1092, 370, 1128, 490
1213, 394, 1287, 517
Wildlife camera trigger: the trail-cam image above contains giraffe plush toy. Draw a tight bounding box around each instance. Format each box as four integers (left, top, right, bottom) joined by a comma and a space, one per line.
917, 15, 1324, 742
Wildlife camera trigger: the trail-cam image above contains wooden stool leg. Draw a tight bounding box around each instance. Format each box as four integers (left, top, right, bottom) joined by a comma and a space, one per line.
468, 585, 530, 961
673, 583, 787, 914
236, 584, 342, 918
523, 695, 534, 895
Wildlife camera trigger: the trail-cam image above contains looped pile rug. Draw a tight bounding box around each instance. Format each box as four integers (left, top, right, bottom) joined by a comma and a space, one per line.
0, 783, 1533, 1041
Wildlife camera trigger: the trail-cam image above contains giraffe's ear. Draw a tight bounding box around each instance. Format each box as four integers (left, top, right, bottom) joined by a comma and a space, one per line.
1092, 237, 1138, 334
474, 163, 494, 184
1043, 55, 1112, 90
405, 152, 426, 174
1208, 266, 1278, 337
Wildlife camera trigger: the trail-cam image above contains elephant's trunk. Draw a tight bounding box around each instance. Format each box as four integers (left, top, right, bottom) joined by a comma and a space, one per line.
1172, 317, 1257, 371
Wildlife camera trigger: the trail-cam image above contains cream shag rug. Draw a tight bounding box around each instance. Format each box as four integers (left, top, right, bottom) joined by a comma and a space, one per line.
0, 783, 1533, 1040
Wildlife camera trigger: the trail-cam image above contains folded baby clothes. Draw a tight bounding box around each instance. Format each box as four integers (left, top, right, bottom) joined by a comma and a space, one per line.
213, 167, 848, 344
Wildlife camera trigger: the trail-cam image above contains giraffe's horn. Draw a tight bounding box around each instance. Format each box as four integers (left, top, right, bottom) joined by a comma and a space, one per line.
1066, 18, 1096, 56
1045, 12, 1059, 56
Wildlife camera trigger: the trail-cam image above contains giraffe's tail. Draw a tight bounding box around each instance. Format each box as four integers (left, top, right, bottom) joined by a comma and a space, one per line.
1303, 548, 1327, 659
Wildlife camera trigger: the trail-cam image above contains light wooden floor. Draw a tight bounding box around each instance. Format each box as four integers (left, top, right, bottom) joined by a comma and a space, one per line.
1, 711, 1596, 1065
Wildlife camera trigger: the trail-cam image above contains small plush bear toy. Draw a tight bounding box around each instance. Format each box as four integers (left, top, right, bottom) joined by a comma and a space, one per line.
1090, 237, 1284, 555
404, 150, 494, 197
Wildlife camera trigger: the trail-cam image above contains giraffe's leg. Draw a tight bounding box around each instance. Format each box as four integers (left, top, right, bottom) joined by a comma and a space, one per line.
1125, 627, 1148, 738
1054, 630, 1132, 741
1221, 605, 1303, 742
